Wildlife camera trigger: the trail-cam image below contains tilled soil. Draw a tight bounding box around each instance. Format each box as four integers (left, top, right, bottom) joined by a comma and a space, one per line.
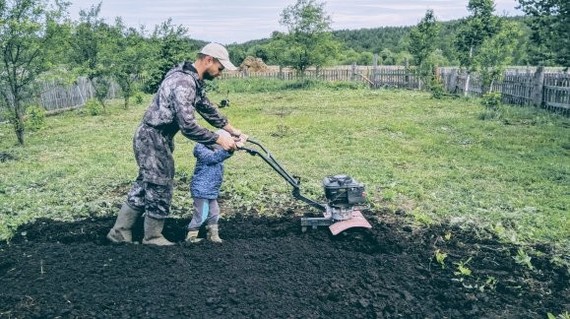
0, 209, 568, 319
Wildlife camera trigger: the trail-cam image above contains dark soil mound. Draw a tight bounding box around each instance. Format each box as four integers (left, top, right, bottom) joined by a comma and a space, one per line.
1, 209, 568, 318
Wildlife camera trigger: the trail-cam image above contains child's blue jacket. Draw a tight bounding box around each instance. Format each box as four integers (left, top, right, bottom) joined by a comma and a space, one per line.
190, 143, 233, 199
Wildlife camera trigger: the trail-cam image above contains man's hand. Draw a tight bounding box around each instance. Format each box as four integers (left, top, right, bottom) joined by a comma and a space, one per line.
221, 124, 247, 150
229, 128, 242, 137
216, 133, 237, 151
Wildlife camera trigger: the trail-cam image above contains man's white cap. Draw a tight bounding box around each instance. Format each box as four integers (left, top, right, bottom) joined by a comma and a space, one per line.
200, 42, 237, 71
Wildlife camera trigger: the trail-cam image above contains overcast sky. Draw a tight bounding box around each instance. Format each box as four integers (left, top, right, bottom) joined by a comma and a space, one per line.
67, 0, 523, 45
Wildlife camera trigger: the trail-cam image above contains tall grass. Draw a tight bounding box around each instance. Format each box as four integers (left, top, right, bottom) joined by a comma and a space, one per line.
1, 80, 568, 253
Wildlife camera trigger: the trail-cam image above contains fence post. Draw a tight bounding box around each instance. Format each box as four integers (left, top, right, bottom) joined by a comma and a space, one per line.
532, 66, 545, 108
373, 54, 379, 88
405, 59, 413, 89
351, 63, 356, 81
450, 68, 458, 93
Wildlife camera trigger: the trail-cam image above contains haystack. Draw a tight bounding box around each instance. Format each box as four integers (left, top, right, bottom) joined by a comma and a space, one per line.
239, 56, 269, 72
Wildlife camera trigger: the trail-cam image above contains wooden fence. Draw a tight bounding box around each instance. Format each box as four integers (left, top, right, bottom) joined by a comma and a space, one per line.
224, 65, 570, 115
2, 66, 568, 119
543, 72, 570, 113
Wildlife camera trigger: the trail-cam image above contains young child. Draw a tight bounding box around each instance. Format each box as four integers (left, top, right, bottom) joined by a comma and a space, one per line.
186, 129, 240, 243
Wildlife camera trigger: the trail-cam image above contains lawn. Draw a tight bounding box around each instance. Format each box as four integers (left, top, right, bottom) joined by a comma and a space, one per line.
1, 83, 569, 253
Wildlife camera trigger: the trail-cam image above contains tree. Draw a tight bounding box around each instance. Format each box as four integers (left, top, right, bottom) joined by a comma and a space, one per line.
455, 0, 501, 95
144, 19, 199, 93
0, 0, 69, 145
278, 0, 341, 73
409, 10, 441, 67
379, 48, 395, 65
517, 0, 569, 67
108, 19, 154, 109
395, 51, 414, 66
68, 2, 116, 111
263, 32, 290, 69
336, 48, 372, 65
408, 9, 441, 89
475, 21, 523, 93
228, 45, 247, 67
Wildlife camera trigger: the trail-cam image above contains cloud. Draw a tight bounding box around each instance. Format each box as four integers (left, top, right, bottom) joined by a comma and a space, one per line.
67, 0, 523, 44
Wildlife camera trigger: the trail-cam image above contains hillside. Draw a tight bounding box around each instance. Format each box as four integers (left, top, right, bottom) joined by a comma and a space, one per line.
229, 16, 530, 66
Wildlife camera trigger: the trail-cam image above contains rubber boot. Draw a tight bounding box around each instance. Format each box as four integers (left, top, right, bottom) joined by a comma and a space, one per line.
206, 224, 223, 243
142, 216, 175, 246
107, 203, 141, 243
185, 230, 203, 243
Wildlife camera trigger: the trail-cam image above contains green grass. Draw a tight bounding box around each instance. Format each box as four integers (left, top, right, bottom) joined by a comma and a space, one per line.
1, 83, 569, 253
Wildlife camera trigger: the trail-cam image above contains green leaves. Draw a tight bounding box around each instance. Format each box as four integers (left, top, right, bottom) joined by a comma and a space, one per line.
475, 21, 523, 92
408, 10, 443, 90
518, 0, 570, 67
0, 0, 69, 145
409, 9, 441, 68
277, 0, 341, 72
455, 0, 501, 70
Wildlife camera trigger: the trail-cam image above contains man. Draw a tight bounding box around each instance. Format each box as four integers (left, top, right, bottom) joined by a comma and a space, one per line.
107, 42, 245, 246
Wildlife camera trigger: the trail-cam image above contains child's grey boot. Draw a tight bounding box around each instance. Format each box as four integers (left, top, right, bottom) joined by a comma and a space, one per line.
142, 216, 175, 246
206, 224, 223, 243
185, 230, 203, 243
107, 203, 141, 243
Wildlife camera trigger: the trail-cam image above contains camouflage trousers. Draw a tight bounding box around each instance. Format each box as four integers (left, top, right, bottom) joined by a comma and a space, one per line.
126, 124, 175, 219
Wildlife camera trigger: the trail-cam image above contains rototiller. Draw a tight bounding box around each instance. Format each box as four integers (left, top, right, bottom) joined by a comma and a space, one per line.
239, 139, 372, 235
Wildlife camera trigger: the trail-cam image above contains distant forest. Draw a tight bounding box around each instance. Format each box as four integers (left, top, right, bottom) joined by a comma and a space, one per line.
229, 16, 531, 67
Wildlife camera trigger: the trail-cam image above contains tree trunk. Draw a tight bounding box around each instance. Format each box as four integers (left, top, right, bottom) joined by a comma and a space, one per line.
14, 100, 25, 146
464, 72, 471, 97
124, 96, 130, 110
123, 82, 131, 110
464, 46, 474, 97
15, 123, 25, 145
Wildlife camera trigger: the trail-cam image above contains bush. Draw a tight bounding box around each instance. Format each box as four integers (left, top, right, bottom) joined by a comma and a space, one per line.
84, 99, 103, 116
25, 105, 46, 131
429, 78, 445, 99
481, 91, 502, 110
479, 92, 504, 120
134, 92, 144, 105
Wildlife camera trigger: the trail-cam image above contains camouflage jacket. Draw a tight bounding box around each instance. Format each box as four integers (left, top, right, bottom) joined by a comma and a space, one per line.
141, 62, 228, 144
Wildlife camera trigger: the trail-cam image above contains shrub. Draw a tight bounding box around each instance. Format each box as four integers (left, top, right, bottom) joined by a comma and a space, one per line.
25, 105, 46, 131
429, 78, 445, 99
84, 99, 103, 116
134, 92, 144, 105
481, 91, 502, 110
479, 91, 505, 120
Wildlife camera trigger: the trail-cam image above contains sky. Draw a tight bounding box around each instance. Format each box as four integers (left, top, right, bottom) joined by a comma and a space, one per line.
67, 0, 524, 45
